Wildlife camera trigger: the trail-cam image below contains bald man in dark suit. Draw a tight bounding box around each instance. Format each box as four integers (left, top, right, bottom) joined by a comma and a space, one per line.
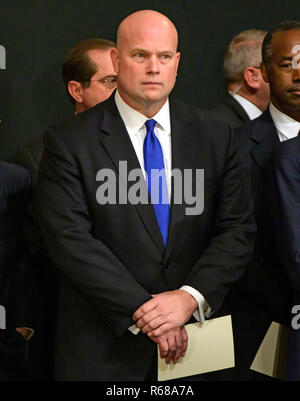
36, 10, 255, 380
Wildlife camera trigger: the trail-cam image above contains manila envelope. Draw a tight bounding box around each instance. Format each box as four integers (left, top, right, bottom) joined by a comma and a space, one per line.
158, 315, 234, 381
250, 321, 289, 380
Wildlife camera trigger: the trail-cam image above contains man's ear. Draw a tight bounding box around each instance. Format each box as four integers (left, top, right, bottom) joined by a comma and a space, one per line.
260, 62, 269, 83
110, 48, 119, 74
68, 81, 83, 104
243, 67, 260, 90
175, 51, 181, 74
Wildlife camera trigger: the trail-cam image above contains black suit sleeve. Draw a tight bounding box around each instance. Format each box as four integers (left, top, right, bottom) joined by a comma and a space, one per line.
183, 127, 256, 312
36, 129, 152, 337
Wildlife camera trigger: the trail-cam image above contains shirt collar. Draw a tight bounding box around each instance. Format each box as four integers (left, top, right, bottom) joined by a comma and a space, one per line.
115, 90, 171, 135
229, 91, 262, 120
269, 102, 300, 140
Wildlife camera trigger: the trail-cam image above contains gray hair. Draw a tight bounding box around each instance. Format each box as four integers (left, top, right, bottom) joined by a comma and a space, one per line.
224, 29, 266, 83
262, 20, 300, 71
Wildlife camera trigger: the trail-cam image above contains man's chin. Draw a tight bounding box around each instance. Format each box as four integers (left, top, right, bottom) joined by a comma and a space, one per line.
140, 90, 168, 103
283, 101, 300, 114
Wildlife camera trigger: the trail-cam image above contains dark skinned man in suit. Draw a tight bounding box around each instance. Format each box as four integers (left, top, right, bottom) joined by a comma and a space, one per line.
232, 20, 300, 380
263, 23, 300, 380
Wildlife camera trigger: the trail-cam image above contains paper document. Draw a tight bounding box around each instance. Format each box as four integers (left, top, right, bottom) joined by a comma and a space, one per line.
250, 321, 289, 380
157, 315, 234, 381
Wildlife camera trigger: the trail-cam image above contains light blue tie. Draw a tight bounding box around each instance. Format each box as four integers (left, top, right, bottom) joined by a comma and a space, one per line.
143, 119, 169, 246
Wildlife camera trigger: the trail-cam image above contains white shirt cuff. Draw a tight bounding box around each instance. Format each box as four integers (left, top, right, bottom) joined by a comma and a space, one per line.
180, 285, 213, 324
25, 327, 34, 341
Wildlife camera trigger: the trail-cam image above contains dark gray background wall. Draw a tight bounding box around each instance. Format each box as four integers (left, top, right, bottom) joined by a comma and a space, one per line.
0, 0, 299, 161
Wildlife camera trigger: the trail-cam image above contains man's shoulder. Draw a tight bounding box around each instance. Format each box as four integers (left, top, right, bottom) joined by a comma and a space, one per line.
210, 101, 234, 118
0, 161, 29, 180
50, 101, 106, 133
45, 101, 108, 150
171, 98, 232, 132
169, 99, 237, 158
209, 93, 249, 128
235, 109, 274, 138
0, 161, 30, 194
273, 136, 300, 162
47, 97, 233, 146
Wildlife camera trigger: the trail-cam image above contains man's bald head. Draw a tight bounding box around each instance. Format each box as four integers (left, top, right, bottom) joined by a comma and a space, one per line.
117, 10, 178, 52
111, 10, 180, 117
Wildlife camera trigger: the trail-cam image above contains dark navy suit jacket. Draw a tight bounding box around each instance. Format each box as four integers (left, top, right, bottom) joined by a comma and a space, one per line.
268, 136, 300, 380
269, 136, 300, 299
222, 110, 292, 380
236, 109, 292, 320
0, 161, 30, 380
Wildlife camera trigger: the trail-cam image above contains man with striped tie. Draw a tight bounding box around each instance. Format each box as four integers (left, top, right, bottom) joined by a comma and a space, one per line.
236, 20, 300, 380
265, 21, 300, 381
36, 9, 255, 381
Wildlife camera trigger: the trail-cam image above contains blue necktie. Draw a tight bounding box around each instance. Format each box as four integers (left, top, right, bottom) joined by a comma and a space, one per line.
143, 119, 169, 246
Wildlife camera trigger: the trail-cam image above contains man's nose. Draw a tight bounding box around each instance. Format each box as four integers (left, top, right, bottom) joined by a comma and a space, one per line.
146, 55, 159, 74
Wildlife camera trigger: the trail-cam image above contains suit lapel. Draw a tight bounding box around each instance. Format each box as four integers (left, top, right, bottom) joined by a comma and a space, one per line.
250, 109, 280, 170
98, 98, 165, 254
164, 99, 195, 260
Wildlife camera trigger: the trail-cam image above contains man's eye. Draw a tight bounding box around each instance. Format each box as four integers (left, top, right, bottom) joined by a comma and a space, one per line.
104, 78, 117, 84
102, 77, 117, 88
280, 63, 292, 69
160, 54, 171, 63
135, 53, 144, 58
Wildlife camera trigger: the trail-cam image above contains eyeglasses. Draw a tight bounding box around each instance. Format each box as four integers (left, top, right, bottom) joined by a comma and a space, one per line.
82, 77, 117, 89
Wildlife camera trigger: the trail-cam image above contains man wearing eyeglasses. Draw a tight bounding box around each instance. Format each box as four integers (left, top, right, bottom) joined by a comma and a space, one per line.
63, 38, 117, 114
211, 29, 270, 129
15, 38, 117, 181
13, 38, 116, 381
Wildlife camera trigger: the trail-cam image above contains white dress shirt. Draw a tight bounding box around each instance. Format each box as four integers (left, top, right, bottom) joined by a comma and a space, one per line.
115, 90, 172, 202
229, 91, 263, 120
269, 102, 300, 142
114, 91, 210, 334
